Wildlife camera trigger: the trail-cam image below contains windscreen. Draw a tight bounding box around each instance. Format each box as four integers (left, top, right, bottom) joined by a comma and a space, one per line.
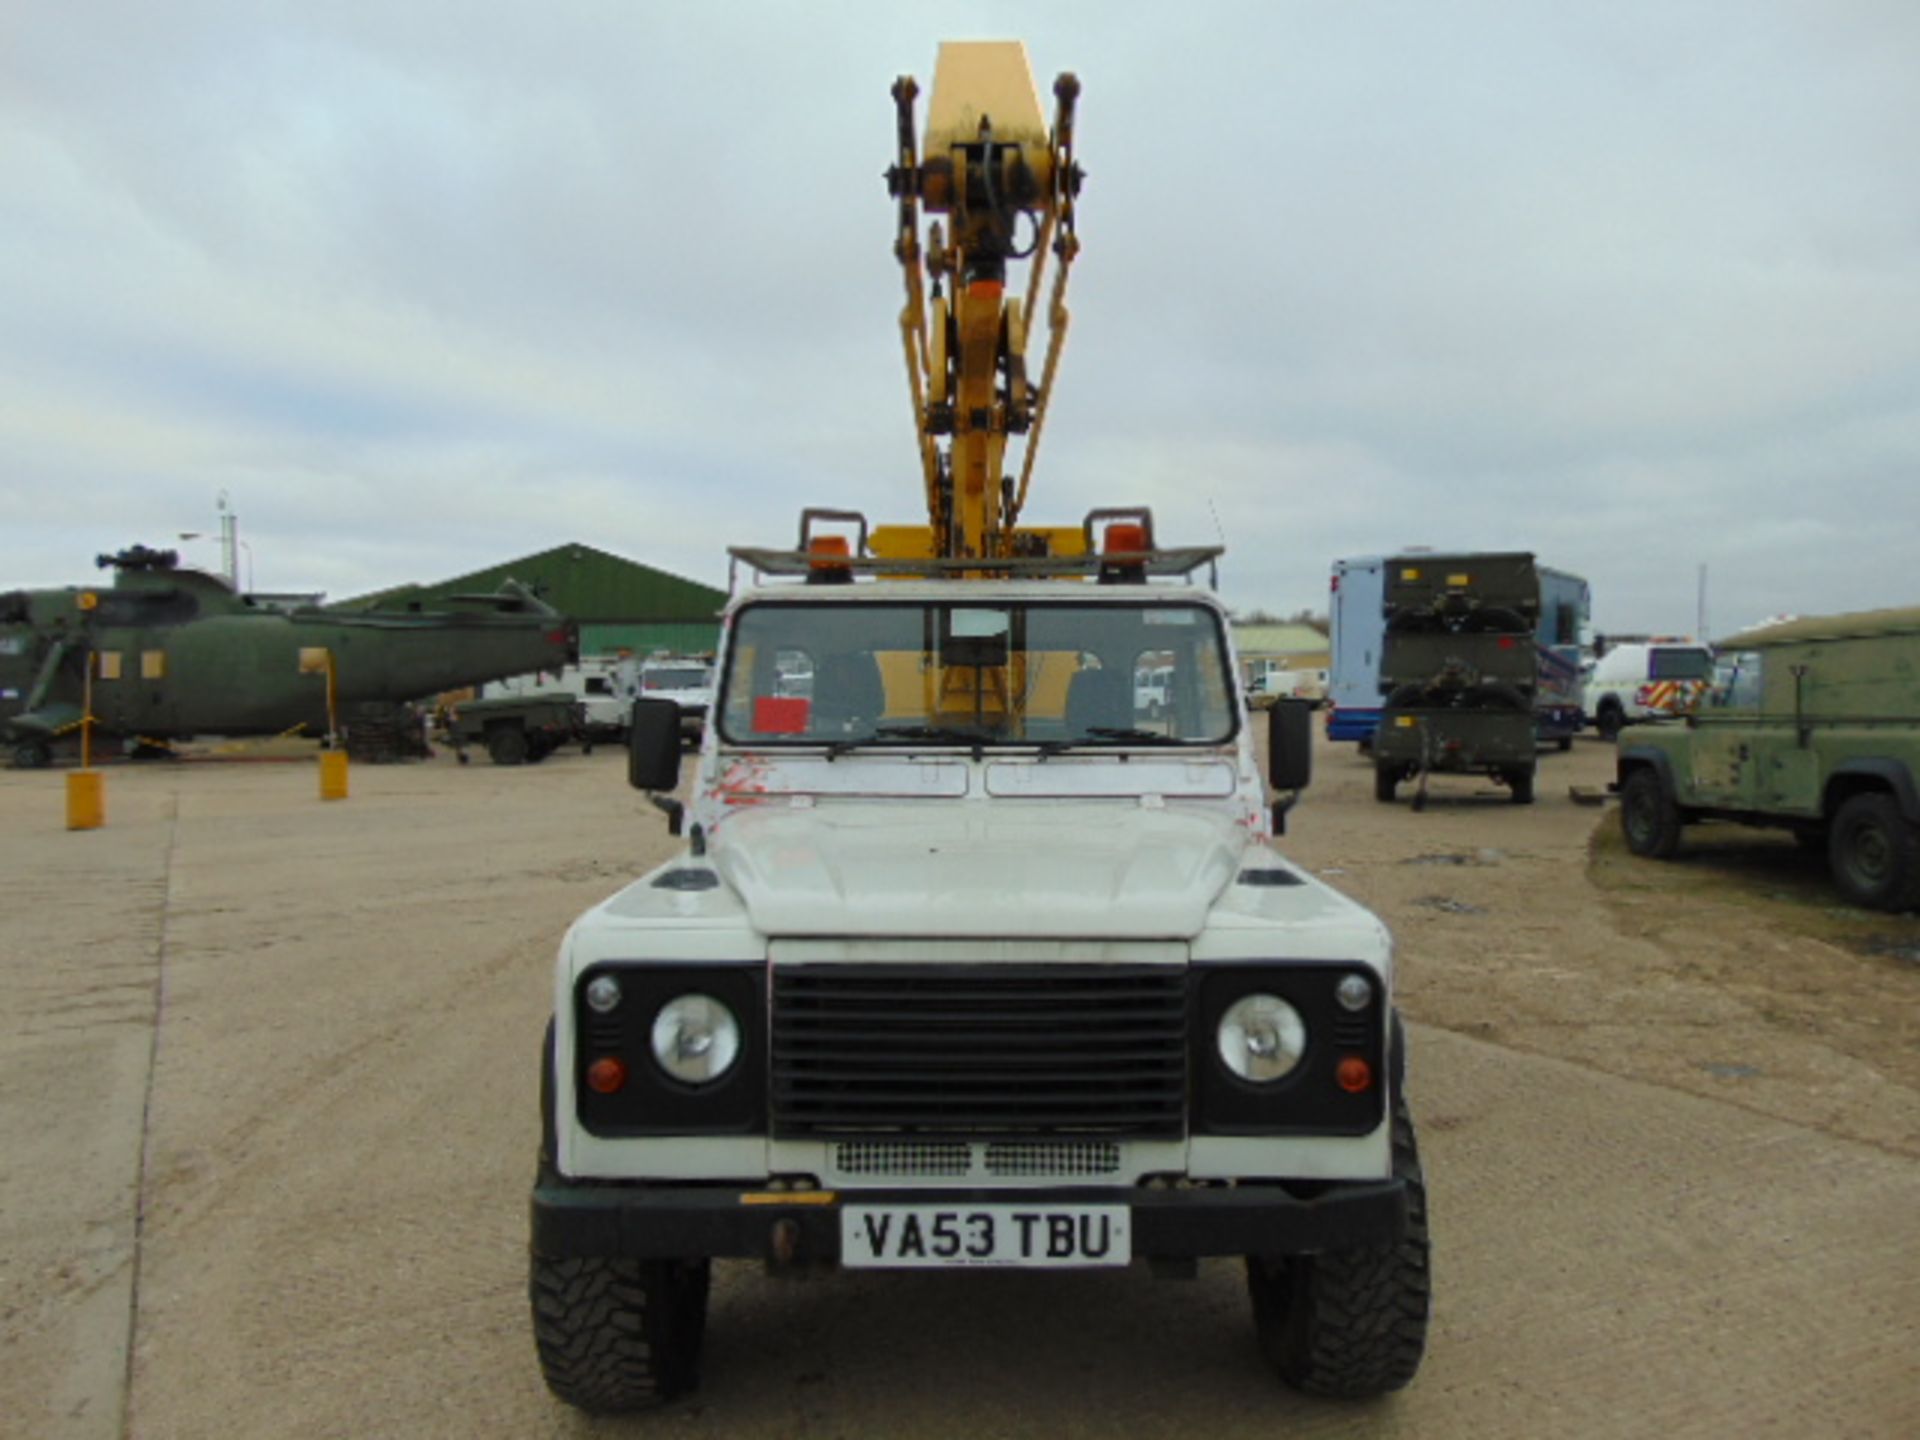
1710, 651, 1764, 709
643, 667, 709, 689
1649, 648, 1713, 681
719, 600, 1236, 746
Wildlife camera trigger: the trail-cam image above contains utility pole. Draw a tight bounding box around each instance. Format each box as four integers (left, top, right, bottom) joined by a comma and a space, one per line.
218, 490, 238, 589
1697, 563, 1709, 642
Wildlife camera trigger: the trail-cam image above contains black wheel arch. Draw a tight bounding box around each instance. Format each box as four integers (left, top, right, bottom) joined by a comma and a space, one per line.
1616, 743, 1677, 795
540, 1018, 558, 1168
1824, 759, 1920, 826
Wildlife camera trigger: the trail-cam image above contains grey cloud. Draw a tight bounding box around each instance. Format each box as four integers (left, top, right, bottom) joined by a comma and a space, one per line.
2, 2, 1916, 643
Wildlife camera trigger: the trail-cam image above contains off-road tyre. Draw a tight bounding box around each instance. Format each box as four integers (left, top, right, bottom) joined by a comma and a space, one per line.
1383, 683, 1427, 712
1384, 611, 1441, 637
1828, 793, 1920, 913
487, 725, 529, 766
1374, 763, 1399, 804
1595, 702, 1625, 742
1460, 682, 1529, 714
1459, 605, 1528, 635
1247, 1096, 1430, 1398
1620, 766, 1683, 859
529, 1254, 711, 1413
1506, 766, 1535, 805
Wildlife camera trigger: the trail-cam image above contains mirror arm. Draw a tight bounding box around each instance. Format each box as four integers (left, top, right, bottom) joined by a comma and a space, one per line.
648, 792, 685, 836
1269, 793, 1296, 836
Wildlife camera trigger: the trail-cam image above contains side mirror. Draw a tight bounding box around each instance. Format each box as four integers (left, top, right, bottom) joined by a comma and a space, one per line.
1267, 699, 1313, 790
628, 698, 683, 793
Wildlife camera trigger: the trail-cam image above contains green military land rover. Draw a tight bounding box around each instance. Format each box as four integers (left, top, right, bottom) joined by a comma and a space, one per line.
1616, 606, 1920, 912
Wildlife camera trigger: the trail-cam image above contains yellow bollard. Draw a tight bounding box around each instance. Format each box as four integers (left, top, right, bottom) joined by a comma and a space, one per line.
67, 771, 105, 831
318, 749, 350, 801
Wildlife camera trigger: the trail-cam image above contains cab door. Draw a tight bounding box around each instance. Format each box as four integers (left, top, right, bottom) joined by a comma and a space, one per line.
1751, 652, 1820, 816
1686, 651, 1761, 809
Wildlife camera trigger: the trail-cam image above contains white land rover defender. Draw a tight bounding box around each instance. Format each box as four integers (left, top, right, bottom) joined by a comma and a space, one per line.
529, 522, 1430, 1411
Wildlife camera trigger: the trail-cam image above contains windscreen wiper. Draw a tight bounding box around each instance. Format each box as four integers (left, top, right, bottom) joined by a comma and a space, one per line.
872, 724, 990, 744
1078, 727, 1187, 745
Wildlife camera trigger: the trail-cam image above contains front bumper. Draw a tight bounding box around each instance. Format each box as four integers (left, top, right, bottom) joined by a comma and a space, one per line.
531, 1172, 1410, 1263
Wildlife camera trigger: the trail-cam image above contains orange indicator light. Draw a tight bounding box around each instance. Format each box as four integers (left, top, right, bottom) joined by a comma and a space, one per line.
1335, 1057, 1373, 1093
586, 1057, 629, 1095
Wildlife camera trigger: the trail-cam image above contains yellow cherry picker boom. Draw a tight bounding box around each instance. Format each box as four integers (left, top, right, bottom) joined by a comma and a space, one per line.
884, 41, 1083, 564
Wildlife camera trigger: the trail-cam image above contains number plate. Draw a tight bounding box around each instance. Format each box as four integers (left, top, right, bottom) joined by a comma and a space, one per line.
841, 1204, 1130, 1269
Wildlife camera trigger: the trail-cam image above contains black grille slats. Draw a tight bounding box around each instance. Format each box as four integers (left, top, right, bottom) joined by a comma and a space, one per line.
772, 965, 1187, 1137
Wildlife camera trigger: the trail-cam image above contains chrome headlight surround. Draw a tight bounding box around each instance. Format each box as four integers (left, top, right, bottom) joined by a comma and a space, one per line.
649, 993, 742, 1086
1216, 993, 1308, 1084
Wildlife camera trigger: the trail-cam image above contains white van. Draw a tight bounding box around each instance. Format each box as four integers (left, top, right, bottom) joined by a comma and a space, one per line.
1132, 663, 1172, 717
1246, 665, 1329, 708
638, 658, 715, 745
1586, 640, 1714, 739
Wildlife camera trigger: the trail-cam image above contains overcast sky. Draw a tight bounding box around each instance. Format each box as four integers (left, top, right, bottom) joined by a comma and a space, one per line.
4, 2, 1915, 638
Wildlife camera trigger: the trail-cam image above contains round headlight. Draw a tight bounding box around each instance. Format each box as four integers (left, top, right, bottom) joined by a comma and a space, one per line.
650, 994, 741, 1085
1335, 973, 1373, 1013
584, 975, 623, 1014
1217, 994, 1307, 1083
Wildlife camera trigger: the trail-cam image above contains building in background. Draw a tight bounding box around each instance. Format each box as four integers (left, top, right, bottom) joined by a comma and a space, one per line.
1233, 620, 1332, 701
333, 542, 725, 658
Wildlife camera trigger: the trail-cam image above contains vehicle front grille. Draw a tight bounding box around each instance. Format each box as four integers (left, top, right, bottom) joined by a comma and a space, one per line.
771, 965, 1187, 1138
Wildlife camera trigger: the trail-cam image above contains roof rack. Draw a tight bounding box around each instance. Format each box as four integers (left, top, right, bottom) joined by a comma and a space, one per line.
727, 544, 1224, 588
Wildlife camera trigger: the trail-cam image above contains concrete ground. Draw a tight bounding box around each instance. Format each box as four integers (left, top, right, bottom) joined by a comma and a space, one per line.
2, 733, 1915, 1438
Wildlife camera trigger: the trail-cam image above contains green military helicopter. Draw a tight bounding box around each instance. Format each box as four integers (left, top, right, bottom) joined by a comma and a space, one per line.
1, 545, 577, 768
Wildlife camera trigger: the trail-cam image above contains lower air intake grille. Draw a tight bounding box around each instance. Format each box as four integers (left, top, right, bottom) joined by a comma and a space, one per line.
985, 1140, 1121, 1177
835, 1140, 972, 1177
830, 1140, 1124, 1178
773, 965, 1187, 1138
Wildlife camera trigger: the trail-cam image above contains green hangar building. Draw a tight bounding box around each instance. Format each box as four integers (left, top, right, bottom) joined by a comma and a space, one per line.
334, 542, 726, 658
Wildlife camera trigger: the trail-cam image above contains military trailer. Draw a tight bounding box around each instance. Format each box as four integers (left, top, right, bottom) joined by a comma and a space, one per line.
445, 693, 588, 766
1330, 553, 1586, 756
1372, 552, 1539, 805
1616, 605, 1920, 911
